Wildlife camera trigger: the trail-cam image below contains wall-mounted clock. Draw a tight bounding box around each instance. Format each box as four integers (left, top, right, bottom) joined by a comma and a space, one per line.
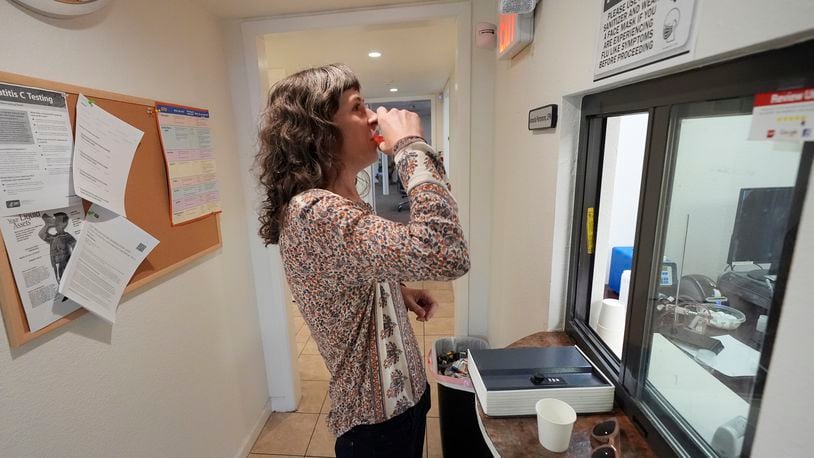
10, 0, 112, 18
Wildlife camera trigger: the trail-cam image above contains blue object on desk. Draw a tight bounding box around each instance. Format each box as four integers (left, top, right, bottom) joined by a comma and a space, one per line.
608, 246, 633, 294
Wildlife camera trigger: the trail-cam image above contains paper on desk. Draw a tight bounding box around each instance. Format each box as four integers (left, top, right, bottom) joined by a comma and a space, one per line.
58, 204, 158, 323
0, 82, 75, 215
709, 335, 760, 377
0, 198, 84, 331
672, 334, 760, 378
73, 94, 143, 217
650, 334, 750, 443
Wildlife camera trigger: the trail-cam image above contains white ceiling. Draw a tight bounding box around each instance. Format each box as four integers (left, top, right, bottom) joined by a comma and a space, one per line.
191, 0, 449, 19
263, 20, 457, 99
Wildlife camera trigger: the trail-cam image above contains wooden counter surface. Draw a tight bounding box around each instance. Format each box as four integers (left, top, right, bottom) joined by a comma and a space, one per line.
475, 331, 655, 457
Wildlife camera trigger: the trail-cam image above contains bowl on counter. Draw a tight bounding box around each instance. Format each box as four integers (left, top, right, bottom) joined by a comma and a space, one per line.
705, 304, 747, 330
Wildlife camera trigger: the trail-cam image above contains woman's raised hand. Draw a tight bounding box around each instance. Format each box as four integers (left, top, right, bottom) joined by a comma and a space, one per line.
375, 107, 423, 155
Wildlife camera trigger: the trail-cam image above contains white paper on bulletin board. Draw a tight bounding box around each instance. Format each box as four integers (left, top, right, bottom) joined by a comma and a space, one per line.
593, 0, 696, 81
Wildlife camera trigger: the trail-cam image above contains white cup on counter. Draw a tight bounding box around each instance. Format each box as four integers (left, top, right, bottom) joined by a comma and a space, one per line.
535, 398, 577, 453
597, 298, 626, 357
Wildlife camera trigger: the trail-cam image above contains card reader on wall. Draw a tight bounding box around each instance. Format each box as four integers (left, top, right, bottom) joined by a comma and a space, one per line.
468, 346, 614, 416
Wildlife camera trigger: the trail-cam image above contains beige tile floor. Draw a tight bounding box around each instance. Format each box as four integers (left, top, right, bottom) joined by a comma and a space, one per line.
250, 281, 455, 458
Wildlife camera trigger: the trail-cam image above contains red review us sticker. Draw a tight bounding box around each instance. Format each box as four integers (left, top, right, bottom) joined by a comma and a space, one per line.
748, 87, 814, 141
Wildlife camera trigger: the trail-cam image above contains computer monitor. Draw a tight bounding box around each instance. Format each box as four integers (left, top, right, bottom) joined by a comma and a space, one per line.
727, 187, 794, 274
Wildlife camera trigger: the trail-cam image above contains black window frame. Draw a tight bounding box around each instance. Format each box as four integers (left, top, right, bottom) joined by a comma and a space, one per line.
565, 39, 814, 457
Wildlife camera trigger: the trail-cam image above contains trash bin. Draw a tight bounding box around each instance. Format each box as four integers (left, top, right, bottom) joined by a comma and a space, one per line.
427, 336, 492, 457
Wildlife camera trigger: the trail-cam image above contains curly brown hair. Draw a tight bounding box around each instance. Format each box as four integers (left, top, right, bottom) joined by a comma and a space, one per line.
255, 64, 360, 245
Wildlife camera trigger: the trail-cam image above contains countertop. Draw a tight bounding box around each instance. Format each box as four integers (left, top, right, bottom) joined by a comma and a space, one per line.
474, 331, 655, 457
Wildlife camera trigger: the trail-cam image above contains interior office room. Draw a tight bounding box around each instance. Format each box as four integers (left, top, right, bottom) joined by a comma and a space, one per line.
0, 0, 812, 457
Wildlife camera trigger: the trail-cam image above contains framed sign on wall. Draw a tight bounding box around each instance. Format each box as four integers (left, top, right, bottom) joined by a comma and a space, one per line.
528, 104, 558, 130
593, 0, 697, 80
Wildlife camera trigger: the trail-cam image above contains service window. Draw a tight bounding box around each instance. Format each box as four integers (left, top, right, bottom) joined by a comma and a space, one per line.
566, 40, 814, 457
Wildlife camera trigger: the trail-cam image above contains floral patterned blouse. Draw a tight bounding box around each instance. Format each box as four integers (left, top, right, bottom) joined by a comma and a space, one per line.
279, 140, 470, 437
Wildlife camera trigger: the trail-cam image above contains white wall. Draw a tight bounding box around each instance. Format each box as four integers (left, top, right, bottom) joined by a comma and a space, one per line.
224, 19, 301, 412
434, 93, 444, 153
465, 0, 497, 339
663, 115, 801, 279
752, 168, 814, 457
0, 2, 269, 457
442, 82, 451, 172
606, 115, 648, 252
490, 0, 601, 346
487, 0, 814, 345
589, 113, 647, 327
485, 0, 814, 452
421, 111, 433, 145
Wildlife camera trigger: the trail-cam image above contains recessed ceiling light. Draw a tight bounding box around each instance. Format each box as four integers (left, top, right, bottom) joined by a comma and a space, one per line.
389, 88, 398, 92
368, 51, 382, 58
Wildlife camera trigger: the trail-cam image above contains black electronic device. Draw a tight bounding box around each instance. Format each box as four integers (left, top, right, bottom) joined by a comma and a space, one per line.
471, 347, 604, 391
663, 326, 725, 354
678, 274, 720, 303
469, 346, 614, 415
658, 260, 679, 299
718, 270, 773, 310
727, 187, 794, 275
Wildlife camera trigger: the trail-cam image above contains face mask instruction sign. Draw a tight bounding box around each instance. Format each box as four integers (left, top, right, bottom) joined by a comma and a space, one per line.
593, 0, 696, 81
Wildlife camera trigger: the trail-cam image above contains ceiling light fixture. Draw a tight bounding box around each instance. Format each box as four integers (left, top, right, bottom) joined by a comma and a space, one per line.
389, 88, 399, 93
368, 51, 382, 58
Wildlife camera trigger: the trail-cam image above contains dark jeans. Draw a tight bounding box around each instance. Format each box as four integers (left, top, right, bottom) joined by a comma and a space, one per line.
335, 383, 431, 458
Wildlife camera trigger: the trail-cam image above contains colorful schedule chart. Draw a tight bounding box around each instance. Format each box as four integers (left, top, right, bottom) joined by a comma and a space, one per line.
155, 103, 221, 225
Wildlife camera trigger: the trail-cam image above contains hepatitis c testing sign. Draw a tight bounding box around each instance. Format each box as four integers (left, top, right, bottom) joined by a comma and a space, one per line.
749, 87, 814, 142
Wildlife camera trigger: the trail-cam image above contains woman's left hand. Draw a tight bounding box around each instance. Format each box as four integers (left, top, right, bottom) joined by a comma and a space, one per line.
400, 286, 438, 322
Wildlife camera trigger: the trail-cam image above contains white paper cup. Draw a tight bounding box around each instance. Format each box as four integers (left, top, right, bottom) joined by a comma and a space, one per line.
536, 398, 577, 453
598, 298, 626, 329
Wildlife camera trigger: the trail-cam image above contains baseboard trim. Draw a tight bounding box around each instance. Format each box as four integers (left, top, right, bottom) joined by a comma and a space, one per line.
234, 397, 273, 458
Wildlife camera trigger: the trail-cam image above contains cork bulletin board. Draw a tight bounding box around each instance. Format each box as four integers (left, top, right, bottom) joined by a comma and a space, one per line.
0, 71, 222, 348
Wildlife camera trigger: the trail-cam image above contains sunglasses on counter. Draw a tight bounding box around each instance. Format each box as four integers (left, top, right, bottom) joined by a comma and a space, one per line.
591, 444, 618, 458
591, 418, 621, 455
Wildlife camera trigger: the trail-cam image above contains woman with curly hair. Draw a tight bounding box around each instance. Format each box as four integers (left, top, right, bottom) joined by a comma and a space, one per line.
256, 63, 469, 457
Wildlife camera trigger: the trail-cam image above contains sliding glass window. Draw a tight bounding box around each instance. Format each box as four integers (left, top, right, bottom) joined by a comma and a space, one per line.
567, 40, 814, 457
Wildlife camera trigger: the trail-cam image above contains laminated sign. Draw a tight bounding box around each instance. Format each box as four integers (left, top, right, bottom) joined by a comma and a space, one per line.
155, 103, 221, 225
594, 0, 696, 80
748, 87, 814, 141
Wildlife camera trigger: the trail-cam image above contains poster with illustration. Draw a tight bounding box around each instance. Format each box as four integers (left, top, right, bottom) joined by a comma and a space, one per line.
0, 198, 84, 331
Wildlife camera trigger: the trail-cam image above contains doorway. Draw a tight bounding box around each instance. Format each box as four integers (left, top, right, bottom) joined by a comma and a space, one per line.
233, 0, 473, 431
